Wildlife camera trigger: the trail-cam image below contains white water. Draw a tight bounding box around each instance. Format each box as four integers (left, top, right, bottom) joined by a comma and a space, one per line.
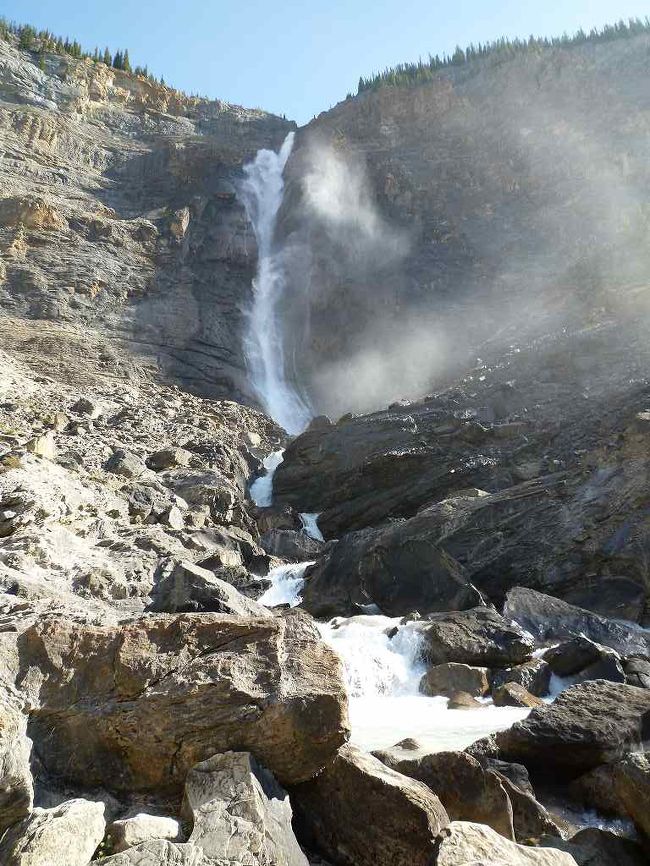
300, 512, 324, 541
239, 133, 312, 435
259, 561, 314, 607
250, 449, 284, 507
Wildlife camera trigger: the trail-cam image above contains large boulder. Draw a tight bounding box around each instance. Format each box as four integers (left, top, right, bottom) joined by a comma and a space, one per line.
492, 682, 545, 708
109, 814, 182, 853
540, 828, 648, 866
149, 559, 270, 616
417, 607, 535, 667
373, 748, 515, 840
301, 522, 481, 618
97, 840, 202, 865
624, 656, 650, 689
613, 753, 650, 837
436, 821, 578, 865
490, 659, 551, 697
182, 752, 307, 865
562, 577, 646, 624
20, 611, 349, 793
543, 636, 620, 677
419, 663, 489, 698
0, 697, 33, 838
0, 798, 106, 866
290, 743, 449, 866
504, 587, 650, 656
496, 680, 650, 774
260, 529, 324, 562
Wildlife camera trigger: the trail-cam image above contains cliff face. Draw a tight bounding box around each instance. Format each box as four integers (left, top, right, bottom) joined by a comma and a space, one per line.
278, 33, 650, 416
0, 38, 293, 402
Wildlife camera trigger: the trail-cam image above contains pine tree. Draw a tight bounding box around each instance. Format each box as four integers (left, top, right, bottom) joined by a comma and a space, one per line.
103, 47, 111, 65
122, 49, 131, 73
113, 50, 123, 69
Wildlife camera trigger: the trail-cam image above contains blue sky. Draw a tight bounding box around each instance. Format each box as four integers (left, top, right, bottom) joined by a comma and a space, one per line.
2, 1, 648, 124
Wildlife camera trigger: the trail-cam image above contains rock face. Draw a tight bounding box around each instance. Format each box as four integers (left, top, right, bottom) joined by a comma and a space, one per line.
290, 744, 449, 866
182, 752, 308, 865
436, 822, 578, 865
496, 680, 650, 773
0, 697, 33, 838
301, 520, 481, 617
0, 798, 106, 866
418, 607, 535, 668
612, 753, 650, 837
21, 611, 349, 792
374, 749, 515, 840
97, 840, 202, 865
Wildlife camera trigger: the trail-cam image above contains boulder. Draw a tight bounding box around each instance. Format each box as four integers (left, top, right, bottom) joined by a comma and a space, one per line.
105, 449, 147, 479
540, 828, 648, 866
492, 682, 545, 708
25, 431, 56, 460
260, 529, 324, 562
613, 753, 650, 837
543, 636, 619, 677
448, 691, 483, 709
146, 448, 192, 471
0, 697, 33, 838
496, 680, 650, 774
21, 611, 349, 793
373, 749, 515, 840
568, 765, 623, 816
418, 607, 535, 667
484, 759, 534, 796
149, 559, 270, 617
97, 840, 201, 865
109, 814, 182, 853
300, 522, 481, 618
623, 656, 650, 689
419, 662, 489, 698
182, 752, 307, 865
494, 774, 563, 842
490, 659, 551, 697
0, 798, 106, 866
436, 821, 578, 865
290, 743, 449, 866
504, 587, 649, 657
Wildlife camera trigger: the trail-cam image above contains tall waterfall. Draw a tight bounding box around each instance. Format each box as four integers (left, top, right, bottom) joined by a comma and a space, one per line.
239, 133, 312, 435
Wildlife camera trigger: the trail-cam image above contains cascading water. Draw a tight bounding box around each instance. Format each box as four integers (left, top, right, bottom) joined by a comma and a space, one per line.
239, 133, 312, 436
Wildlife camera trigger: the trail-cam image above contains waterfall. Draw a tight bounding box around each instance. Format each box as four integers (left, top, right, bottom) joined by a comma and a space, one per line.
239, 133, 312, 436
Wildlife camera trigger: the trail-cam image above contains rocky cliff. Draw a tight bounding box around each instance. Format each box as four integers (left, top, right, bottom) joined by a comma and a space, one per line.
0, 36, 293, 403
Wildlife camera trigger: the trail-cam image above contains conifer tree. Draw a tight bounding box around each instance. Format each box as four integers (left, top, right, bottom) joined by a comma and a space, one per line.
103, 47, 111, 65
123, 49, 131, 72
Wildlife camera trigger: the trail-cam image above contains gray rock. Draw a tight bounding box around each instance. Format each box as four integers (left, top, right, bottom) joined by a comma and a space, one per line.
0, 697, 33, 838
613, 752, 650, 837
504, 588, 650, 657
492, 682, 545, 708
418, 607, 535, 668
540, 828, 648, 866
496, 680, 650, 773
290, 743, 448, 866
97, 840, 202, 865
543, 636, 619, 678
109, 814, 182, 853
0, 798, 106, 866
146, 448, 192, 471
490, 659, 551, 697
260, 529, 323, 562
623, 656, 650, 689
71, 397, 102, 419
149, 558, 270, 616
436, 822, 578, 865
182, 752, 307, 865
105, 449, 147, 479
562, 577, 646, 624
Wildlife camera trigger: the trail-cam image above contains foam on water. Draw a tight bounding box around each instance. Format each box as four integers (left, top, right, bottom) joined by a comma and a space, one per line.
259, 561, 314, 607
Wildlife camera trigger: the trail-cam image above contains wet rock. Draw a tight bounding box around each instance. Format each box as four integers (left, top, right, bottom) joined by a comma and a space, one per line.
484, 759, 534, 796
0, 697, 33, 838
253, 503, 302, 534
373, 749, 515, 840
22, 610, 349, 793
418, 607, 535, 668
300, 522, 481, 618
260, 529, 323, 562
491, 659, 551, 697
419, 662, 489, 698
495, 774, 563, 842
146, 448, 192, 471
504, 588, 650, 657
493, 682, 545, 708
150, 559, 271, 616
543, 636, 619, 678
109, 814, 182, 853
182, 751, 307, 865
613, 753, 650, 837
448, 691, 484, 709
105, 449, 147, 479
290, 743, 448, 866
436, 821, 578, 865
0, 798, 106, 866
568, 764, 626, 816
496, 680, 650, 774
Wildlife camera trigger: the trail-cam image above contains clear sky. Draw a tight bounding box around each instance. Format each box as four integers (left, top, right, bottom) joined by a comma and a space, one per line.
3, 1, 648, 124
